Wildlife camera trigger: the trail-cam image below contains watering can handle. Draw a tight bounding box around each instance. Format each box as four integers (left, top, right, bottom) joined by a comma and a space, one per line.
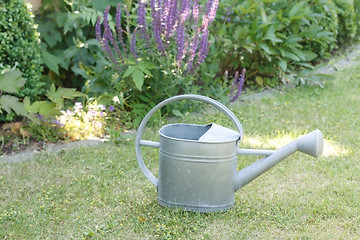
135, 94, 244, 186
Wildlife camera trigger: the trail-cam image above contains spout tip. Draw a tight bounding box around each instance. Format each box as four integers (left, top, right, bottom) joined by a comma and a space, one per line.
296, 129, 324, 158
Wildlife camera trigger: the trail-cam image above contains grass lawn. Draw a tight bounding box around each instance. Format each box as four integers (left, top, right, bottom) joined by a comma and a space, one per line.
1, 63, 360, 239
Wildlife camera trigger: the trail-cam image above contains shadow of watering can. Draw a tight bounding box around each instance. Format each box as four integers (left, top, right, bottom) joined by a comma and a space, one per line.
135, 95, 323, 212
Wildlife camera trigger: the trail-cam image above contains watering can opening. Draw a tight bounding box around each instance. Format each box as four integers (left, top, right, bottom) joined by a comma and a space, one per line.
159, 123, 241, 143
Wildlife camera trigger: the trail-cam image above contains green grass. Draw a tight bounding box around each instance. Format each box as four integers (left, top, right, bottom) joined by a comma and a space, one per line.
1, 64, 360, 239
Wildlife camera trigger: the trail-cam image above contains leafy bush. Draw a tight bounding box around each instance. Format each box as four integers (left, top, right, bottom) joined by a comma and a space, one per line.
35, 0, 111, 89
210, 0, 337, 89
333, 0, 357, 44
354, 0, 360, 37
0, 0, 44, 100
305, 0, 339, 58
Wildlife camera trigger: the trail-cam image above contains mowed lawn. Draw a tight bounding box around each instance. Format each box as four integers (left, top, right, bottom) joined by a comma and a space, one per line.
1, 63, 360, 239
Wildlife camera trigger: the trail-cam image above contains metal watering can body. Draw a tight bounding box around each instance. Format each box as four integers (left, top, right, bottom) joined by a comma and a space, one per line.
135, 95, 324, 212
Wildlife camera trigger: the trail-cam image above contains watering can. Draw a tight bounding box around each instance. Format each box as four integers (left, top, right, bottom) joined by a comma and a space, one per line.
135, 95, 323, 212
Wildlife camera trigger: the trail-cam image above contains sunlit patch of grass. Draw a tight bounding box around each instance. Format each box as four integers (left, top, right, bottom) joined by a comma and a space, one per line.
241, 133, 349, 157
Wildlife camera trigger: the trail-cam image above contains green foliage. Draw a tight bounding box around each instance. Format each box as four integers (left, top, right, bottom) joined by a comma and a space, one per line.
211, 0, 337, 88
26, 120, 65, 142
24, 84, 85, 124
303, 0, 339, 58
0, 68, 27, 117
333, 0, 357, 44
0, 0, 44, 101
46, 84, 85, 110
35, 0, 110, 89
354, 0, 360, 36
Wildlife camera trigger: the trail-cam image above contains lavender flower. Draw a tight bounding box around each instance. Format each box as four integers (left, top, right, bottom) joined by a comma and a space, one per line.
96, 16, 119, 68
130, 28, 138, 59
186, 0, 200, 72
150, 0, 166, 54
230, 68, 246, 102
168, 0, 178, 37
95, 0, 220, 79
137, 0, 150, 47
176, 0, 192, 66
208, 0, 219, 25
108, 106, 115, 112
103, 6, 123, 61
116, 3, 127, 51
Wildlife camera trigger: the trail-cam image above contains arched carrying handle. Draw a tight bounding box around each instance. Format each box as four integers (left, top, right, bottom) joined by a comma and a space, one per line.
135, 94, 244, 186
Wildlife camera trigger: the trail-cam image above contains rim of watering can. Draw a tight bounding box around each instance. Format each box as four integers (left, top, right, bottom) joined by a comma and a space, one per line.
159, 123, 241, 144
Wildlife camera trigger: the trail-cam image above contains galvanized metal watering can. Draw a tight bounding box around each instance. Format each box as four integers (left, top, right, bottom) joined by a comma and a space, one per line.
135, 95, 323, 212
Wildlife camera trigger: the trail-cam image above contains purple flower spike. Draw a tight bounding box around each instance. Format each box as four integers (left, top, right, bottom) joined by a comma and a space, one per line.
116, 3, 127, 51
130, 28, 138, 59
137, 1, 150, 47
103, 6, 123, 61
150, 0, 166, 54
230, 68, 246, 102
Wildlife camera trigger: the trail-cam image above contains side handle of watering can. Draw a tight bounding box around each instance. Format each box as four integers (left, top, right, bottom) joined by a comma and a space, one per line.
135, 94, 244, 186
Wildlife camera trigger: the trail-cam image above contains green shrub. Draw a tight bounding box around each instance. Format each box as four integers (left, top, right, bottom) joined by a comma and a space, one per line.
333, 0, 357, 45
210, 0, 337, 88
35, 0, 112, 90
352, 0, 360, 37
306, 0, 339, 59
0, 0, 44, 101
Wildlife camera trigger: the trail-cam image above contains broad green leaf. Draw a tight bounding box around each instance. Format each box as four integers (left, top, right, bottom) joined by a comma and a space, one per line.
38, 102, 60, 117
0, 69, 26, 93
303, 50, 318, 61
23, 97, 31, 111
46, 84, 64, 108
86, 39, 100, 46
284, 51, 300, 61
63, 46, 79, 59
286, 35, 302, 43
255, 76, 264, 86
132, 69, 144, 90
58, 87, 85, 99
42, 50, 60, 75
172, 109, 184, 120
26, 100, 48, 114
138, 65, 153, 77
55, 12, 68, 28
290, 48, 306, 61
123, 66, 137, 78
140, 61, 156, 69
259, 43, 272, 55
263, 26, 282, 43
289, 2, 305, 18
279, 60, 287, 71
37, 22, 62, 48
0, 95, 27, 116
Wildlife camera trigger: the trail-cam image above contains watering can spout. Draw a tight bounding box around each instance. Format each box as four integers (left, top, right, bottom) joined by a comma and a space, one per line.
234, 129, 323, 191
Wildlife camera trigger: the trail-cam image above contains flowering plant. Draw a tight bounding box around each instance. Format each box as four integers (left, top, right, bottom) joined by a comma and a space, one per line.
95, 0, 220, 102
57, 100, 110, 140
